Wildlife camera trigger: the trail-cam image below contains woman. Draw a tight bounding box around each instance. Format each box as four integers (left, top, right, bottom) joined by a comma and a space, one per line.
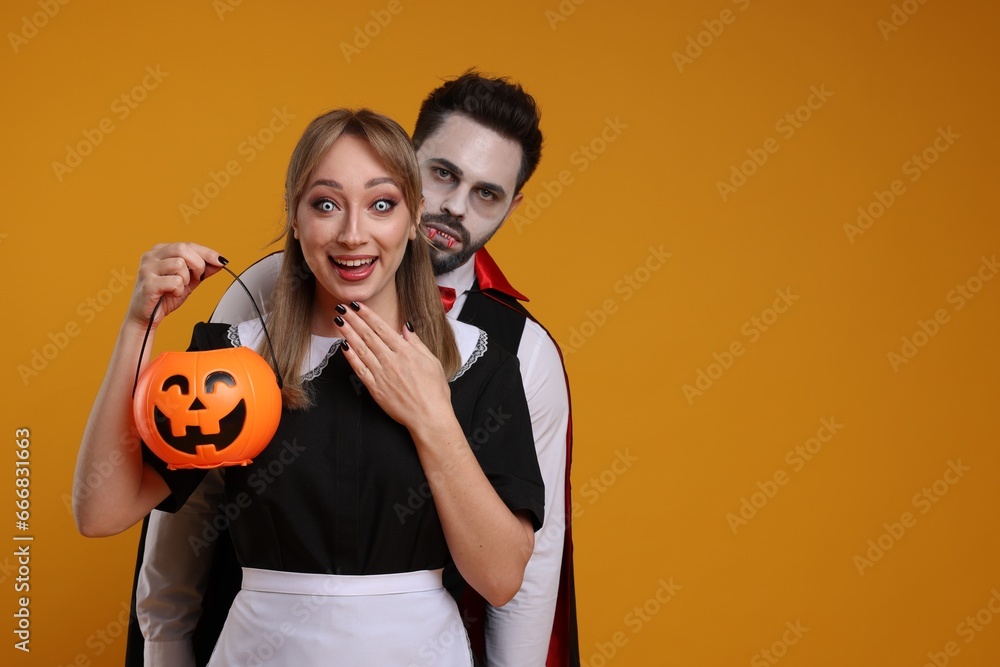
73, 109, 544, 665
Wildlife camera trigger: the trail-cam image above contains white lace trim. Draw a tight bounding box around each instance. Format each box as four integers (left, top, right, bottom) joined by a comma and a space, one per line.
303, 340, 344, 382
227, 322, 343, 382
224, 318, 486, 383
226, 324, 240, 349
450, 330, 487, 382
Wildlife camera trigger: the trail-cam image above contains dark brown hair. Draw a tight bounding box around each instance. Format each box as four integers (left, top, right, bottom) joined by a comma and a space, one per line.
412, 70, 543, 194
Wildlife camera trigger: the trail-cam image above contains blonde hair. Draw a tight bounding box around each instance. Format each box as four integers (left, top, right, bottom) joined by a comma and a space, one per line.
263, 108, 459, 408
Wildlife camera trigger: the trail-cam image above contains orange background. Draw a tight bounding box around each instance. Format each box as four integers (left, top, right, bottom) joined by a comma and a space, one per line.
3, 0, 999, 665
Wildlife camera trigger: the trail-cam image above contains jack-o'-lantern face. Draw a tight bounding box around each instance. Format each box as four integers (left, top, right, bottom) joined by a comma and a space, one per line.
133, 347, 282, 470
153, 369, 246, 454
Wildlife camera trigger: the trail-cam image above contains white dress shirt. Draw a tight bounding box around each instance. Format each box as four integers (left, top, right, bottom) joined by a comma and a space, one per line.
439, 256, 570, 666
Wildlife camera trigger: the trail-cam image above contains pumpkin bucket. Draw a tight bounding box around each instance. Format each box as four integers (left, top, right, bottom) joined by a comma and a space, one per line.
131, 262, 284, 470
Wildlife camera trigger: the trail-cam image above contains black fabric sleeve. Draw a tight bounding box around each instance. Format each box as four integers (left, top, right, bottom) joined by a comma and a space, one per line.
140, 322, 233, 512
466, 352, 545, 531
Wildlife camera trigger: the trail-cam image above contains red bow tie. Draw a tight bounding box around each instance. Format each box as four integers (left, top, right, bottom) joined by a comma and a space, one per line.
438, 286, 457, 313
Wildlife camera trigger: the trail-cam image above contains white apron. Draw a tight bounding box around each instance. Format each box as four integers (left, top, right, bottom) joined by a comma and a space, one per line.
208, 568, 473, 666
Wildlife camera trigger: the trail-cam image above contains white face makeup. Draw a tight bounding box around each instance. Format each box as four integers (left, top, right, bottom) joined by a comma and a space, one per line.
416, 114, 524, 275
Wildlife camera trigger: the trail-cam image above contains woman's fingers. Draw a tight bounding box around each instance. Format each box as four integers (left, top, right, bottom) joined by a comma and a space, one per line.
335, 303, 450, 425
334, 306, 388, 380
142, 257, 193, 296
129, 243, 226, 326
152, 243, 227, 285
400, 321, 440, 365
334, 302, 409, 366
342, 302, 404, 354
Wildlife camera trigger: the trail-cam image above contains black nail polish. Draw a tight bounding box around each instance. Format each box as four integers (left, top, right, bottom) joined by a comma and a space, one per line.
341, 340, 350, 351
349, 301, 361, 312
335, 304, 347, 315
218, 256, 229, 265
335, 316, 345, 327
405, 321, 414, 332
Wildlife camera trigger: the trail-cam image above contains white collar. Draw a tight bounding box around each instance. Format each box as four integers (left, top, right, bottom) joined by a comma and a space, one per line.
230, 320, 343, 382
229, 317, 487, 383
436, 255, 477, 320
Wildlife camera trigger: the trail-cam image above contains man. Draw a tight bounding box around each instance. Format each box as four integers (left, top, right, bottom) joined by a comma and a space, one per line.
126, 71, 578, 666
412, 72, 577, 667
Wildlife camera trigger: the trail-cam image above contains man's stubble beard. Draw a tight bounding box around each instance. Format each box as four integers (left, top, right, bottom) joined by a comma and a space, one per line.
422, 212, 501, 276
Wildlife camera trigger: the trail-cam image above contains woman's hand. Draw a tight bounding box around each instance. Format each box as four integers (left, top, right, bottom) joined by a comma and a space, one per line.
334, 303, 451, 429
127, 243, 228, 329
75, 241, 224, 537
335, 302, 532, 605
74, 243, 226, 536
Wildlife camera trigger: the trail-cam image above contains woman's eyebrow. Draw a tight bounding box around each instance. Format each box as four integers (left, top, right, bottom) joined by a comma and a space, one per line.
308, 177, 398, 190
365, 176, 398, 189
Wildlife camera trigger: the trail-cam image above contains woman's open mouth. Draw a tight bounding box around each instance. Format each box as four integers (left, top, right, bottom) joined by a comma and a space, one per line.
331, 256, 377, 281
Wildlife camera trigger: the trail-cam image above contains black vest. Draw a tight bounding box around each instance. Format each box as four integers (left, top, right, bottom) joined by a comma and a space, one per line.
457, 280, 531, 355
